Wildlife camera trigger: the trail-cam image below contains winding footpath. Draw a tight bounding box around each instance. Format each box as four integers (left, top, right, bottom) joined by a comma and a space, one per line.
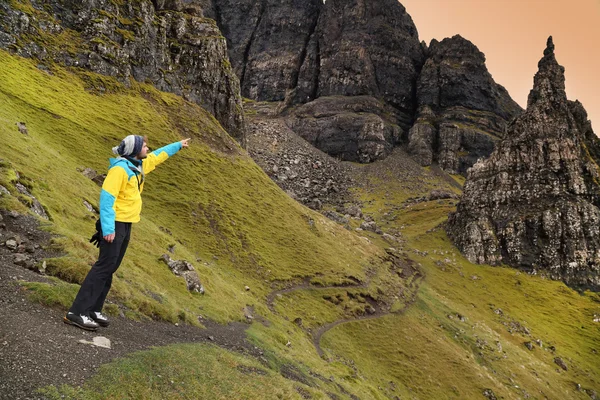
266, 263, 424, 357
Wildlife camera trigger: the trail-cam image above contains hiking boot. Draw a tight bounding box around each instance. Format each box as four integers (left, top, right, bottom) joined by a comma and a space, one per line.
63, 312, 99, 331
91, 311, 110, 327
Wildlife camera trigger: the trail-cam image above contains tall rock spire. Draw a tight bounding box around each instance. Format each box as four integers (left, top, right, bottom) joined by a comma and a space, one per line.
527, 36, 567, 109
447, 38, 600, 290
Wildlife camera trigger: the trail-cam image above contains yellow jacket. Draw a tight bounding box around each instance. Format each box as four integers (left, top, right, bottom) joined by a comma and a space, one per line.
99, 141, 182, 235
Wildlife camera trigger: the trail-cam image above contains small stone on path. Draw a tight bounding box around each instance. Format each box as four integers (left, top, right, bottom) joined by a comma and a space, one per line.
78, 336, 111, 349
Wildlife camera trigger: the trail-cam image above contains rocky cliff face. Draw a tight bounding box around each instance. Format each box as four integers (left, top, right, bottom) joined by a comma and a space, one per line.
0, 0, 244, 141
408, 35, 522, 174
209, 0, 424, 163
209, 0, 322, 102
447, 37, 600, 290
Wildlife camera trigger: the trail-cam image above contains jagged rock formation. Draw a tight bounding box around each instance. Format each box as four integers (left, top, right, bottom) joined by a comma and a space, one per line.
408, 35, 522, 173
0, 0, 244, 141
286, 96, 402, 162
208, 0, 424, 162
447, 37, 600, 290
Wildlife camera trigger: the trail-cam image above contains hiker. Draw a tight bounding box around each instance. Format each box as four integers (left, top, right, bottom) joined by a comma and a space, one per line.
64, 135, 190, 331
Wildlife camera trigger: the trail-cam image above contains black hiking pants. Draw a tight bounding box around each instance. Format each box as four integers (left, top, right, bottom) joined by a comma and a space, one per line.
69, 221, 131, 316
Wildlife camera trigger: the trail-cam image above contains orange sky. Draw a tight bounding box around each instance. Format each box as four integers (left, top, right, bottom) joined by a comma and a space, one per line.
402, 0, 599, 131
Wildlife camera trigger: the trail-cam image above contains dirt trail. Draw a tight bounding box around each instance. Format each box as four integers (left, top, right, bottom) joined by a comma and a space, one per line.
266, 277, 369, 313
312, 273, 423, 357
0, 212, 255, 400
266, 261, 424, 358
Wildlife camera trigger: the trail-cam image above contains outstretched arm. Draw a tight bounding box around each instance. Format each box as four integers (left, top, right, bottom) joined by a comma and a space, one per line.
142, 138, 190, 174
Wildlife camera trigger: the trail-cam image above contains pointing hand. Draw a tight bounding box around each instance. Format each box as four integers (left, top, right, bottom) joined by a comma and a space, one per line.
181, 138, 191, 148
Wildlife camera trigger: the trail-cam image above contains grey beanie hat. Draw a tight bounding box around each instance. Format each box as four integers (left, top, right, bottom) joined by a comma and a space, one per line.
112, 135, 144, 157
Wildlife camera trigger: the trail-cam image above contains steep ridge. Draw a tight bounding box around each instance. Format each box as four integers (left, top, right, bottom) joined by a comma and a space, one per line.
0, 0, 245, 140
283, 0, 425, 162
211, 0, 425, 163
447, 37, 600, 290
409, 35, 523, 174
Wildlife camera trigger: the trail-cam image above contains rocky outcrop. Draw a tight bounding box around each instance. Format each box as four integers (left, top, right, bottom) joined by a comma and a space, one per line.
286, 96, 402, 162
160, 254, 205, 293
408, 35, 522, 173
297, 0, 424, 125
447, 37, 600, 290
212, 0, 423, 115
0, 0, 244, 141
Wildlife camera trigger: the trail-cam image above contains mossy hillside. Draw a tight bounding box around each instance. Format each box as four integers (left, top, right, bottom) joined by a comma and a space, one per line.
316, 166, 600, 398
323, 230, 600, 399
0, 50, 380, 326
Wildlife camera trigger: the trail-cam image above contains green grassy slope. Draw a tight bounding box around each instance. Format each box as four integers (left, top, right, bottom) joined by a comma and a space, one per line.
0, 51, 392, 398
2, 49, 599, 399
316, 161, 600, 399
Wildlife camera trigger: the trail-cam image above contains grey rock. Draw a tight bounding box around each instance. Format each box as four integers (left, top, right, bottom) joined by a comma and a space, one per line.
16, 122, 28, 135
79, 167, 105, 186
160, 254, 204, 293
0, 185, 10, 196
409, 35, 522, 173
15, 183, 30, 196
13, 253, 30, 266
287, 96, 401, 163
483, 389, 497, 400
245, 112, 355, 211
360, 221, 382, 235
78, 336, 111, 349
554, 357, 568, 371
83, 200, 96, 213
214, 0, 424, 129
322, 211, 349, 226
448, 37, 600, 290
39, 260, 47, 274
5, 239, 18, 250
211, 0, 321, 102
31, 199, 49, 220
382, 233, 399, 243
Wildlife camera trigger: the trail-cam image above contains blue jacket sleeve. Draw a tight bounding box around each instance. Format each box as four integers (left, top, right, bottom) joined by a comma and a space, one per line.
99, 166, 128, 235
143, 141, 183, 174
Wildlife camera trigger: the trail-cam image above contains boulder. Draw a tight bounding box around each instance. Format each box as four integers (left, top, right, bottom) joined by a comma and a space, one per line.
160, 254, 205, 293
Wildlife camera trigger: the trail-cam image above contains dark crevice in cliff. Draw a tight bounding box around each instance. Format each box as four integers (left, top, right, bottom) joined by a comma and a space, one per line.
212, 1, 226, 44
310, 38, 321, 101
240, 0, 266, 94
369, 53, 382, 100
290, 7, 321, 96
